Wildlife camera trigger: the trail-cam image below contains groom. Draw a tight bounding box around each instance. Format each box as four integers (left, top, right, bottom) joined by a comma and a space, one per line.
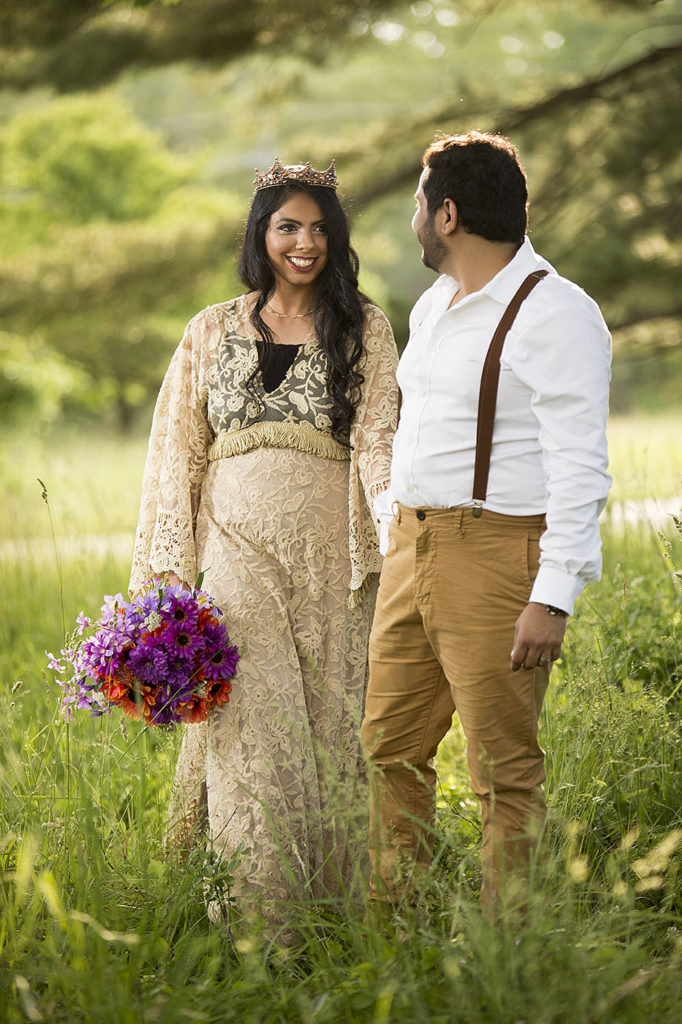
361, 130, 612, 908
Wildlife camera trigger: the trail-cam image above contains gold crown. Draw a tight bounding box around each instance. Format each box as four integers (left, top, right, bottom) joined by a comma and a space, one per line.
253, 158, 337, 192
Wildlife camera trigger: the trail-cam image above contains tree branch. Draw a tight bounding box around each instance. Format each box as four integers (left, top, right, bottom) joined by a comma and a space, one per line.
350, 42, 682, 205
610, 306, 682, 333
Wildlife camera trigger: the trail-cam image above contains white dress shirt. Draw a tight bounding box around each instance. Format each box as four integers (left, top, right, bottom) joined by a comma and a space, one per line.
376, 237, 612, 615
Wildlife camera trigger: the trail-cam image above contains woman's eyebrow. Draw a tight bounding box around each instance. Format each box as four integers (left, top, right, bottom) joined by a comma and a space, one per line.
274, 216, 327, 225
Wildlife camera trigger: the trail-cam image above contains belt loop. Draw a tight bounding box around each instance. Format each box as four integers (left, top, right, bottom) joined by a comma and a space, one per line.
392, 501, 401, 525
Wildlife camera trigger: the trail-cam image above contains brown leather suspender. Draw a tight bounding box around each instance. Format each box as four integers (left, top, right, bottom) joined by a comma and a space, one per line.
471, 269, 548, 517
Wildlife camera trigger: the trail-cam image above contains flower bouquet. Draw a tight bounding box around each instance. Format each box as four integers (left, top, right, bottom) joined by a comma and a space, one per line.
48, 579, 240, 727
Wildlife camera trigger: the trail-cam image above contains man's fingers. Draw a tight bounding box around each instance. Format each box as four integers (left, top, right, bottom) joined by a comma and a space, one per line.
511, 643, 560, 672
509, 644, 528, 672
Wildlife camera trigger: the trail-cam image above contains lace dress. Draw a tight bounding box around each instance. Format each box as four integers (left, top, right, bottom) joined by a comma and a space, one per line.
130, 295, 398, 918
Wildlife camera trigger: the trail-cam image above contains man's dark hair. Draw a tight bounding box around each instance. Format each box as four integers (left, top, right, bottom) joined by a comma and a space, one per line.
422, 131, 528, 243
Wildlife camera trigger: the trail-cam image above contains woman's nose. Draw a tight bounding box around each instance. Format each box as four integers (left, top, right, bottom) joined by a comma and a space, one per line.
296, 228, 315, 249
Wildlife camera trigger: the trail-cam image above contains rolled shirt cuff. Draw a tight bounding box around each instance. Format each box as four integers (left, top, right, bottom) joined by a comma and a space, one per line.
529, 566, 585, 616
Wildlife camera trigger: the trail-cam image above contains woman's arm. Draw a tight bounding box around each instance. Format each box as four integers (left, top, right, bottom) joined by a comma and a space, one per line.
351, 305, 400, 524
130, 314, 213, 594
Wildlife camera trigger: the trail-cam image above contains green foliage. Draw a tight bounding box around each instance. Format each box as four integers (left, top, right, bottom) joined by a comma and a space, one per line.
1, 94, 187, 225
0, 331, 91, 427
0, 93, 242, 428
0, 0, 404, 91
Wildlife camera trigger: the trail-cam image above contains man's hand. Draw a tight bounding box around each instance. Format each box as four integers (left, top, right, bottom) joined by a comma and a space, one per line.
510, 602, 567, 672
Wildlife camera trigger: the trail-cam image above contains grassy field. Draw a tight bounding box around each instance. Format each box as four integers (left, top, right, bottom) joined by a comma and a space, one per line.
0, 417, 681, 1022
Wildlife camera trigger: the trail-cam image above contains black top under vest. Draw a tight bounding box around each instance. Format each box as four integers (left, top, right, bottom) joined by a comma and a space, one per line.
255, 340, 301, 393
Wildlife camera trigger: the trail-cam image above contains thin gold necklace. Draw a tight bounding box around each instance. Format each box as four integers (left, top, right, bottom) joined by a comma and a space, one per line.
265, 302, 316, 319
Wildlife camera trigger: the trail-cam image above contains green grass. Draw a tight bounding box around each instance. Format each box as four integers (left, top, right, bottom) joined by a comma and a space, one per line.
607, 413, 682, 503
1, 420, 681, 1022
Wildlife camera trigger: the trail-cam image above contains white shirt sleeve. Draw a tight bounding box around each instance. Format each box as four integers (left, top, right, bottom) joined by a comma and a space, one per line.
509, 303, 612, 614
373, 487, 396, 556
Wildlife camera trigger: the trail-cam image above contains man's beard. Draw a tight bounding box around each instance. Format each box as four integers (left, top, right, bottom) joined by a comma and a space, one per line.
417, 216, 448, 272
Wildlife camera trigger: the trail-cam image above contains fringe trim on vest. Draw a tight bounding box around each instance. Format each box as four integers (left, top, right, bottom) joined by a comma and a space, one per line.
208, 422, 350, 463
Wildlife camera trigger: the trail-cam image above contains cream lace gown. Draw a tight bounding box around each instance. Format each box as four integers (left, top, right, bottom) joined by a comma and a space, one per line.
130, 296, 398, 917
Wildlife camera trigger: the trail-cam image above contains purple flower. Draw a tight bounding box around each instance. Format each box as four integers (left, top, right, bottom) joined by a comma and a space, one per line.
77, 628, 129, 677
161, 591, 200, 629
75, 612, 91, 635
167, 622, 205, 660
100, 593, 127, 623
127, 643, 170, 685
201, 641, 240, 681
46, 651, 65, 673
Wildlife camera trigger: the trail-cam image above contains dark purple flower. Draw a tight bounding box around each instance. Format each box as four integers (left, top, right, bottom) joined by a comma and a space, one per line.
201, 641, 240, 681
167, 622, 205, 660
127, 643, 170, 684
161, 591, 200, 629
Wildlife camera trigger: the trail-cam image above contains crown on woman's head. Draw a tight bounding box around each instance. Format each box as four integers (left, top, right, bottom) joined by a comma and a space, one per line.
253, 158, 338, 192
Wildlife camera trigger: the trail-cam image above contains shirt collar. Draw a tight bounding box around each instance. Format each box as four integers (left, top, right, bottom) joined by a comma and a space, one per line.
485, 237, 555, 304
435, 237, 555, 310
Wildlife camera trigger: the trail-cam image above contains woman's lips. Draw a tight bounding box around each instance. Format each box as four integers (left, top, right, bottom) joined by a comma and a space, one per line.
286, 255, 318, 271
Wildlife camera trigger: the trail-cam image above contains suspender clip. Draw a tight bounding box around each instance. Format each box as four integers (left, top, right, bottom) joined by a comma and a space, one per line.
472, 501, 483, 518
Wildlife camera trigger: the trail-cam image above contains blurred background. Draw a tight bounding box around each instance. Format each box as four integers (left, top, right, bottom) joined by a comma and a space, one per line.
0, 0, 680, 495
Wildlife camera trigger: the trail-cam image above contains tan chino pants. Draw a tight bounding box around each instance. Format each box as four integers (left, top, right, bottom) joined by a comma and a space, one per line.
361, 503, 550, 907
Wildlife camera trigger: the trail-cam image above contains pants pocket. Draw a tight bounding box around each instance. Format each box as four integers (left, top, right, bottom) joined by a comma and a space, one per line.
525, 532, 542, 588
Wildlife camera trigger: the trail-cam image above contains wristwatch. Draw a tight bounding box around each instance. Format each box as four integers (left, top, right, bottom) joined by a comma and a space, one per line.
545, 605, 568, 617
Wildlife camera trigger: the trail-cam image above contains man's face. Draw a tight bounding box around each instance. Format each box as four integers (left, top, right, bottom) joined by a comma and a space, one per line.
412, 168, 448, 272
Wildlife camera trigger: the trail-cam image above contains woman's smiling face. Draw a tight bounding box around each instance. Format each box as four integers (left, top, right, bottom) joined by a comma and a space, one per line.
264, 192, 329, 286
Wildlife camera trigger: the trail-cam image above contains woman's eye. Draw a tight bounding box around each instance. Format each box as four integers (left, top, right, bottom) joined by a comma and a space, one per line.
314, 225, 327, 234
278, 224, 296, 232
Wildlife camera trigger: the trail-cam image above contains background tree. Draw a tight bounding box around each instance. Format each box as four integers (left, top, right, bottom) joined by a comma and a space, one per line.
1, 0, 680, 427
0, 94, 243, 428
0, 0, 403, 91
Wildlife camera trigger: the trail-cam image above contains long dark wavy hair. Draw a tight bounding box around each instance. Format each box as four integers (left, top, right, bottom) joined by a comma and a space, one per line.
238, 180, 366, 445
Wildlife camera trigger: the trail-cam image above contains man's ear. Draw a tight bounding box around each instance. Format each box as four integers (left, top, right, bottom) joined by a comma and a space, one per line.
440, 198, 458, 236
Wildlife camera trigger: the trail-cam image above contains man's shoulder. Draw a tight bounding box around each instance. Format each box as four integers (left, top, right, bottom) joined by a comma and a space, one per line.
527, 255, 607, 327
509, 269, 611, 355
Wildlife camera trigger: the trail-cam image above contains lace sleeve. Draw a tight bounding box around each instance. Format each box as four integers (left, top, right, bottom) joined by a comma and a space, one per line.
129, 315, 213, 594
352, 305, 399, 516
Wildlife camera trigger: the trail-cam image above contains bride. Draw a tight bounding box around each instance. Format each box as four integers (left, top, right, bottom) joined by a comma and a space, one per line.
130, 159, 398, 925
